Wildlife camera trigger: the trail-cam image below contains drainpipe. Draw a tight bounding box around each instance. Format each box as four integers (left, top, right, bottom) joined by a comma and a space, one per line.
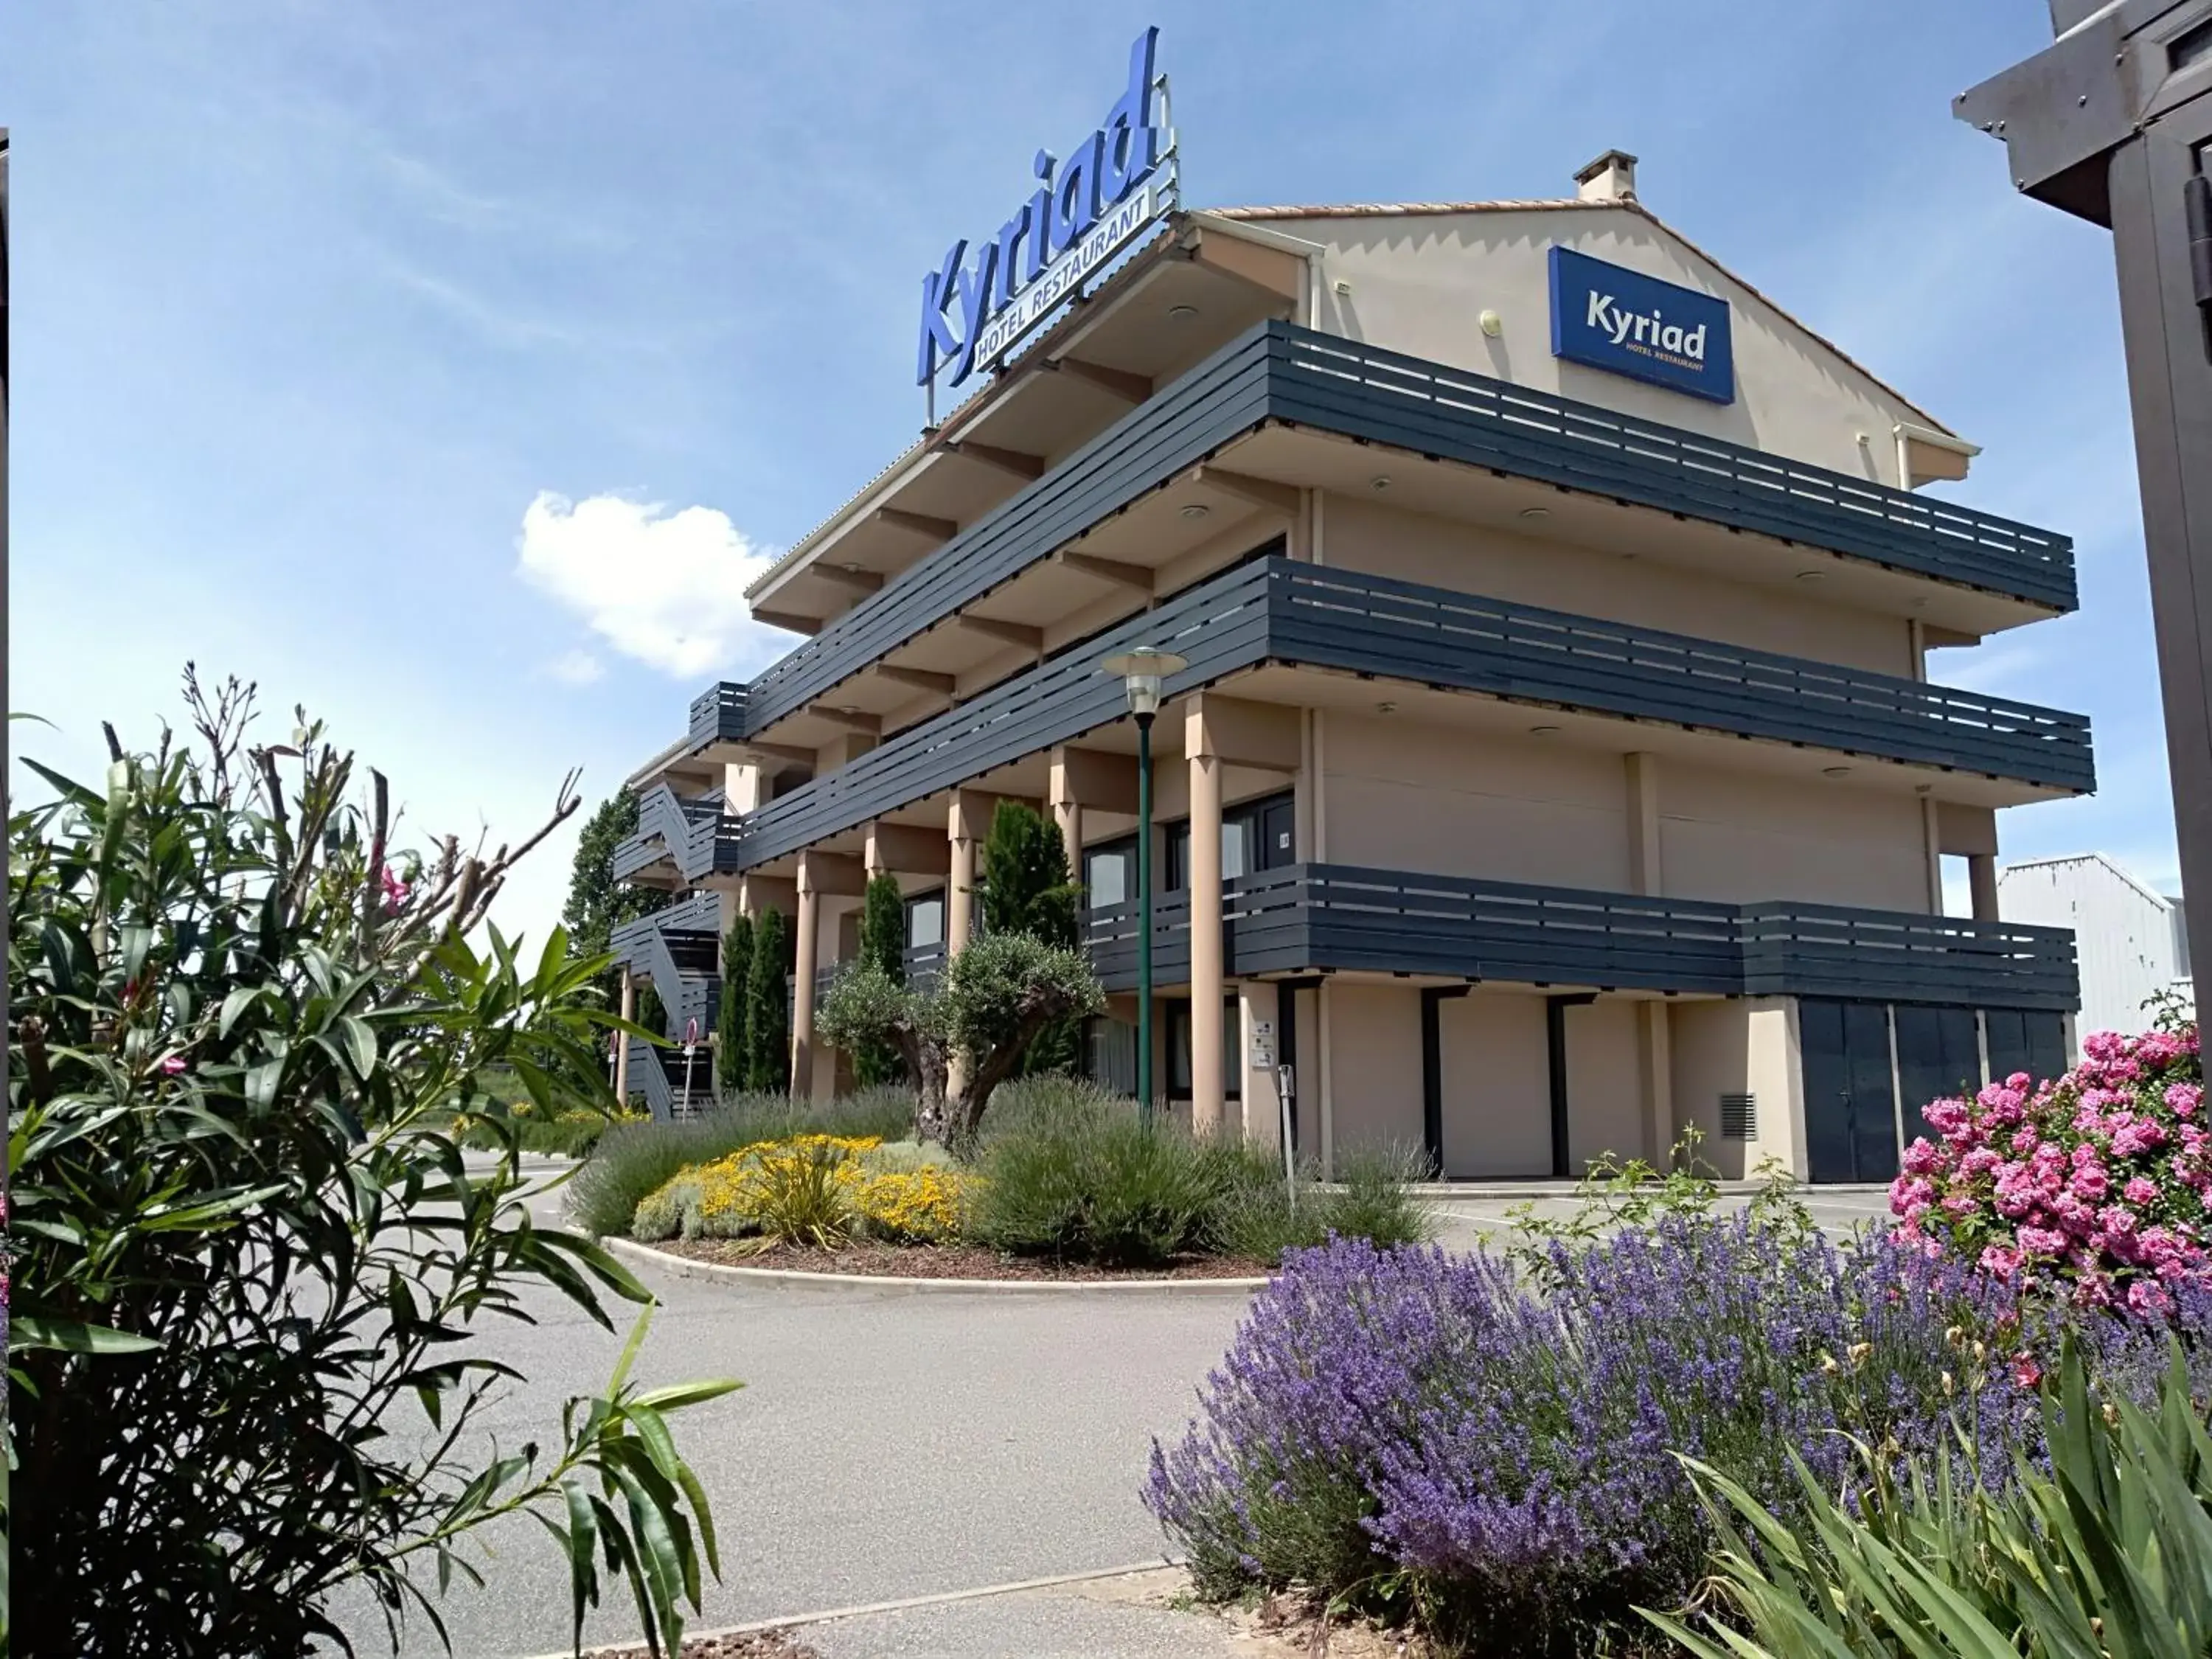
1891, 420, 1981, 492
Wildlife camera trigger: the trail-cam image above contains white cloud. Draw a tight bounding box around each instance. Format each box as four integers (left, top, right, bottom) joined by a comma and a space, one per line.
515, 491, 793, 679
545, 647, 604, 685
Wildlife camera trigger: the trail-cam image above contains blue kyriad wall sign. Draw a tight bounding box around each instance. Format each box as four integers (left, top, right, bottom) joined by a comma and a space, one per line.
1548, 246, 1734, 405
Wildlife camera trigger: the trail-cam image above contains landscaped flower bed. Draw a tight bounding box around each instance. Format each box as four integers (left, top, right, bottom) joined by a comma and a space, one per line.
1893, 1018, 2208, 1310
1147, 1208, 2212, 1658
574, 1078, 1433, 1273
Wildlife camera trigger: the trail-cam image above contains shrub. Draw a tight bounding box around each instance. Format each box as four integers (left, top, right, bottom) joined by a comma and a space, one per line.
1894, 1018, 2209, 1312
1147, 1222, 2057, 1656
1213, 1143, 1436, 1264
973, 1110, 1226, 1265
634, 1134, 970, 1246
565, 1085, 914, 1238
10, 678, 728, 1657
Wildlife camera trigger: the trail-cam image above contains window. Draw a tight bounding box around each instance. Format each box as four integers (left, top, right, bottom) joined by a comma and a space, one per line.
905, 893, 944, 950
1085, 1016, 1138, 1097
1084, 839, 1133, 908
1164, 790, 1295, 892
1164, 998, 1242, 1101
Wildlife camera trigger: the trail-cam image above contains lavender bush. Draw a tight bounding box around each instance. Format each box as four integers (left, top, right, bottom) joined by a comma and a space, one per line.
1147, 1219, 2136, 1656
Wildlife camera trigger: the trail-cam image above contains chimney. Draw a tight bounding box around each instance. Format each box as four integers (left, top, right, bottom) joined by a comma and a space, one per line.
1573, 148, 1638, 204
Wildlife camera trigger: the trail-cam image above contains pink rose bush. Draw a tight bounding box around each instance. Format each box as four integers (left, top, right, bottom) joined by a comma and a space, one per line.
1893, 1023, 2207, 1310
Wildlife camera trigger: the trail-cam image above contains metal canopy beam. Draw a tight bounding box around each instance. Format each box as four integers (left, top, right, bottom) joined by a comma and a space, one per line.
1957, 0, 2212, 992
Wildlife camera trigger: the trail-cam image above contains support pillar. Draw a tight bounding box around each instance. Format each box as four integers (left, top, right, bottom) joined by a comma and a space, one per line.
1420, 985, 1472, 1176
1187, 710, 1226, 1136
615, 966, 635, 1103
947, 795, 981, 959
790, 869, 819, 1100
1967, 852, 2000, 923
1626, 752, 1663, 896
1048, 759, 1083, 889
1638, 1001, 1674, 1165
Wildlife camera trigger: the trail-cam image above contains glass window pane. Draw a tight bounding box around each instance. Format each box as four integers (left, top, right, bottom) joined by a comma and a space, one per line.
1222, 821, 1248, 881
907, 897, 943, 949
1087, 849, 1127, 908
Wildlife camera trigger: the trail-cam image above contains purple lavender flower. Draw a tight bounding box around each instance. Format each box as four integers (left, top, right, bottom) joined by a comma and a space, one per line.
1146, 1219, 2093, 1654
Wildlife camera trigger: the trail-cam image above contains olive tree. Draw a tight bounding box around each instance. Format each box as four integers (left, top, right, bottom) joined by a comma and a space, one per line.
816, 931, 1103, 1153
7, 672, 733, 1658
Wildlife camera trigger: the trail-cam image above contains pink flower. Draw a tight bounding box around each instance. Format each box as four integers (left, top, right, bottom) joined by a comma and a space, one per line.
1901, 1138, 1943, 1176
2071, 1164, 2110, 1202
2101, 1205, 2140, 1238
1979, 1244, 2023, 1279
1960, 1147, 2001, 1180
2125, 1176, 2160, 1207
2113, 1119, 2168, 1157
1923, 1099, 1969, 1136
2009, 1126, 2042, 1155
2084, 1031, 2126, 1062
2168, 1082, 2203, 1119
380, 866, 411, 911
2010, 1351, 2043, 1388
1941, 1194, 1980, 1217
2018, 1225, 2068, 1257
2128, 1279, 2175, 1317
158, 1054, 187, 1076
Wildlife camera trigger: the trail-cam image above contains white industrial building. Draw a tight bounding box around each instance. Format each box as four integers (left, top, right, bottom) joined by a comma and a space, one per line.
1999, 854, 2189, 1039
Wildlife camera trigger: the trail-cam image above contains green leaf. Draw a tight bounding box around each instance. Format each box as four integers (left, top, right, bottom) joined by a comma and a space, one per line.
10, 1315, 162, 1356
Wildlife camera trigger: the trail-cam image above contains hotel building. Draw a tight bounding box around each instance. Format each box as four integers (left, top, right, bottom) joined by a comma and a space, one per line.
611, 148, 2086, 1186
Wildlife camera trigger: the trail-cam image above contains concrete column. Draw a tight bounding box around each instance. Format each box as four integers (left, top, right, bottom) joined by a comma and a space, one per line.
1968, 852, 2000, 922
1919, 790, 1944, 913
1637, 1001, 1674, 1164
615, 966, 635, 1102
790, 869, 819, 1100
1188, 707, 1226, 1137
1625, 753, 1663, 896
1048, 758, 1083, 888
947, 796, 981, 959
1748, 998, 1809, 1182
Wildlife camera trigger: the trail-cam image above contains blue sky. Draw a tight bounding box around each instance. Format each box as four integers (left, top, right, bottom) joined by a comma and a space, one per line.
7, 2, 2173, 940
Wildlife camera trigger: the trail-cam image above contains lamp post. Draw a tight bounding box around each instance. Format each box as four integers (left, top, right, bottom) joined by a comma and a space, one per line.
1100, 645, 1188, 1128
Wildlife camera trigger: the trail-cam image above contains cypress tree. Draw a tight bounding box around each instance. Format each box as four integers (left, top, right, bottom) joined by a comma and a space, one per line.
852, 873, 908, 1085
743, 907, 791, 1094
977, 801, 1081, 1073
715, 912, 754, 1096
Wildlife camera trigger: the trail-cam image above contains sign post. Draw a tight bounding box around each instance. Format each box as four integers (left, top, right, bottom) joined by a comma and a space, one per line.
1955, 4, 2212, 985
683, 1018, 700, 1120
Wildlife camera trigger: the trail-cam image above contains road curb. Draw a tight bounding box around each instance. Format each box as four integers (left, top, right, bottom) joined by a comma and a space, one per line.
522, 1559, 1184, 1659
602, 1236, 1270, 1297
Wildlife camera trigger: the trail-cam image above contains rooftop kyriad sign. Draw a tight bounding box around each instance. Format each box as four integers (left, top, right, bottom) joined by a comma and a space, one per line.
915, 27, 1178, 405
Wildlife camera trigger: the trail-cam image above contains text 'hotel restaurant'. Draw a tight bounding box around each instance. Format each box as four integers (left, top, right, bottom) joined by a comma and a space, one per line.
609, 35, 2087, 1186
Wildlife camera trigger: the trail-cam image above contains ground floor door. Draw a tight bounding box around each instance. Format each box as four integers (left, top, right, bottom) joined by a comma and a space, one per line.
1983, 1008, 2068, 1090
1800, 998, 1899, 1184
1893, 1004, 1981, 1135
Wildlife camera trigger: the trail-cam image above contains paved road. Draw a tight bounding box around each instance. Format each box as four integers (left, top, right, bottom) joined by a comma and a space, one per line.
332, 1166, 1894, 1658
339, 1228, 1250, 1658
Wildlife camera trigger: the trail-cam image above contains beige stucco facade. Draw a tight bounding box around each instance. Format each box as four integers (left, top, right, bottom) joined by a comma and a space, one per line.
616, 154, 2079, 1182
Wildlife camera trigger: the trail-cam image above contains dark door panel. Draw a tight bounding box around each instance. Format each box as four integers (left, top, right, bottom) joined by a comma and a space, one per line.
1801, 998, 1899, 1183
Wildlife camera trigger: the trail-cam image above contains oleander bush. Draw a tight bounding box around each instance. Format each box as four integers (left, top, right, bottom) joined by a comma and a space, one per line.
1893, 1014, 2210, 1312
565, 1085, 912, 1237
10, 678, 731, 1658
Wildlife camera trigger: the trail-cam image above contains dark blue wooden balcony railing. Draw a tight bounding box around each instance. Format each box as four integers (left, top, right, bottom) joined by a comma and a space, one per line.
1080, 865, 2078, 1012
678, 319, 2075, 769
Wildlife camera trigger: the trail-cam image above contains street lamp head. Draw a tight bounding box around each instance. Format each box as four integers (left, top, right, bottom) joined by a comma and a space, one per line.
1099, 646, 1189, 720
